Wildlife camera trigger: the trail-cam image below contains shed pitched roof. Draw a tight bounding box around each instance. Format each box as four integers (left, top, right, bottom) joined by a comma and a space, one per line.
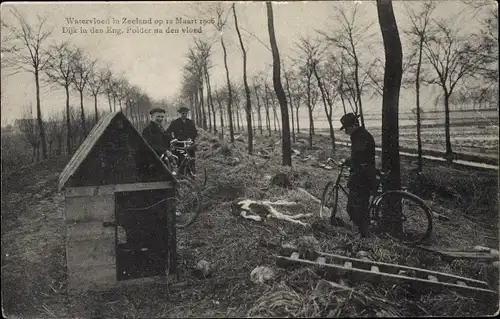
58, 111, 173, 191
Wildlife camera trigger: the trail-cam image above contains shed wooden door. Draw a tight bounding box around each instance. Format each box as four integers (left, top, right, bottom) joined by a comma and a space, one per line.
115, 189, 175, 281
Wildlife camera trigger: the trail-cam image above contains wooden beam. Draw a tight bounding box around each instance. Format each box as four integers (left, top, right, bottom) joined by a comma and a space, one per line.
64, 181, 174, 198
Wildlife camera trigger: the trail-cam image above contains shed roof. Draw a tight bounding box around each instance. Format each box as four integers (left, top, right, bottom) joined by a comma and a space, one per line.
58, 111, 174, 191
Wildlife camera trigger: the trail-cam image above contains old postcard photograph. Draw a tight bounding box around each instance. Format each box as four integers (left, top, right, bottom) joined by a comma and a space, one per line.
1, 0, 498, 317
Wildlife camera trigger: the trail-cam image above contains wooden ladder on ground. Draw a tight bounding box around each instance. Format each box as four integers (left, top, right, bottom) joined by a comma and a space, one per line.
276, 247, 498, 297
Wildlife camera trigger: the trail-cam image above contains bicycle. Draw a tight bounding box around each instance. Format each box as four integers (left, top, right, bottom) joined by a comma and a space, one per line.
320, 158, 433, 245
167, 139, 207, 187
160, 147, 202, 229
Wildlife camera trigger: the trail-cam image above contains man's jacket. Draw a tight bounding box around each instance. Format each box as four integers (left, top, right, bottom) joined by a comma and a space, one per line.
348, 126, 377, 191
166, 118, 198, 141
142, 121, 171, 156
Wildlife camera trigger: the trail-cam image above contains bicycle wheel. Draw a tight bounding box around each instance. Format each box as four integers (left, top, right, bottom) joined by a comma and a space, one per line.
173, 176, 202, 229
375, 190, 433, 245
320, 181, 348, 221
185, 159, 207, 187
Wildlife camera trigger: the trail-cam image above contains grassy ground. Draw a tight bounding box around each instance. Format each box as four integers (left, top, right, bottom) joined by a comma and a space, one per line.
1, 128, 499, 318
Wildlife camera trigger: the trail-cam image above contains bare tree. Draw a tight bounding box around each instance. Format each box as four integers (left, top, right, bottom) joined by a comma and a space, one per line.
376, 0, 403, 233
2, 8, 53, 159
404, 1, 436, 172
263, 82, 273, 135
103, 69, 114, 112
233, 3, 254, 154
283, 66, 296, 143
194, 39, 216, 133
423, 16, 491, 163
267, 1, 291, 166
296, 37, 324, 149
214, 87, 226, 139
319, 3, 375, 127
87, 66, 107, 124
18, 105, 40, 162
213, 3, 235, 142
71, 49, 95, 137
312, 56, 339, 153
252, 76, 264, 135
45, 41, 77, 154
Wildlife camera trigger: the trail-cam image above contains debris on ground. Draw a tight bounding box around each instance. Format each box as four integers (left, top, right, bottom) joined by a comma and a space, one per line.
232, 199, 313, 226
270, 173, 292, 188
194, 260, 215, 278
417, 245, 500, 261
250, 266, 276, 284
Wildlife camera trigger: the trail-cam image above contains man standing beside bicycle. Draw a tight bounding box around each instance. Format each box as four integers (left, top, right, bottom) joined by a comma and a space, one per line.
165, 106, 198, 170
142, 107, 172, 156
338, 113, 377, 238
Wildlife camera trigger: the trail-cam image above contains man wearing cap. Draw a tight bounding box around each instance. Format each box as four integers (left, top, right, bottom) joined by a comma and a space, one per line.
165, 106, 198, 166
142, 107, 171, 156
338, 112, 376, 238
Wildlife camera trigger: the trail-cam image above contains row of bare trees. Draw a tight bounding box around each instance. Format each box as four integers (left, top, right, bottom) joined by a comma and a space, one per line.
176, 1, 497, 169
1, 7, 161, 162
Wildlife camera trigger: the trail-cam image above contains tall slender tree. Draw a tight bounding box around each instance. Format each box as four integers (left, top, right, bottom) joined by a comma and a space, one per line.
45, 42, 76, 155
233, 3, 253, 154
404, 1, 436, 172
376, 0, 403, 233
2, 9, 53, 159
266, 1, 291, 166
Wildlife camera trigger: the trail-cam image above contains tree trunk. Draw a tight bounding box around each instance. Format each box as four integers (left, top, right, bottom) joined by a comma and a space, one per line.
221, 36, 235, 143
65, 85, 72, 155
313, 65, 335, 153
264, 85, 272, 135
443, 92, 453, 162
296, 106, 300, 134
34, 71, 48, 160
216, 94, 224, 140
204, 72, 212, 132
376, 0, 403, 233
353, 52, 365, 127
233, 3, 253, 154
285, 74, 296, 143
256, 94, 263, 135
79, 90, 87, 137
94, 94, 99, 124
308, 107, 314, 149
199, 82, 207, 129
267, 1, 291, 166
113, 95, 116, 112
107, 92, 112, 112
205, 69, 217, 133
415, 38, 424, 172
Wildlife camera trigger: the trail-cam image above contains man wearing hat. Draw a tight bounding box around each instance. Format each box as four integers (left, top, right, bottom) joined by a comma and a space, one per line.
338, 112, 376, 238
165, 106, 198, 167
142, 107, 171, 156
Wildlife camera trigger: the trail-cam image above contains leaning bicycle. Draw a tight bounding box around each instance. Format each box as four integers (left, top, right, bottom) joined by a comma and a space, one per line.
160, 148, 202, 229
320, 158, 433, 245
168, 139, 207, 187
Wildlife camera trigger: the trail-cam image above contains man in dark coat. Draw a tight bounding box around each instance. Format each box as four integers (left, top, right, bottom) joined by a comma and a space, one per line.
336, 113, 377, 238
142, 107, 171, 156
165, 106, 198, 167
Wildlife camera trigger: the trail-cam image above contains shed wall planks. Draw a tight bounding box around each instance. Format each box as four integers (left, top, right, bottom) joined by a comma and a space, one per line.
65, 195, 114, 221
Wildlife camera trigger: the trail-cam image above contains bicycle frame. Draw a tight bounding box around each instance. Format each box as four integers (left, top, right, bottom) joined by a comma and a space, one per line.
326, 158, 384, 216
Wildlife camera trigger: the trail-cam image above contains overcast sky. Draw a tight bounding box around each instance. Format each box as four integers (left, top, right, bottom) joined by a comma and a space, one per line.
0, 0, 492, 125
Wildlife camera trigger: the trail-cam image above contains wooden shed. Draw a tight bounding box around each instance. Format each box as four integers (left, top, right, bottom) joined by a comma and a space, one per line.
58, 111, 177, 291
